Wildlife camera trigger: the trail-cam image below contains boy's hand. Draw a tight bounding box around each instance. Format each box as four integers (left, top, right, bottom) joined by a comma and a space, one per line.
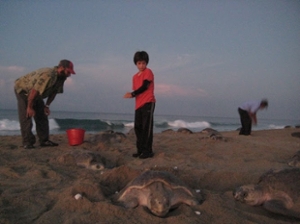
123, 92, 133, 98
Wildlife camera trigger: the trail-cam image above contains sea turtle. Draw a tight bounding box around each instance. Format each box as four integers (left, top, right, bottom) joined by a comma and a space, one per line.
291, 132, 300, 139
58, 150, 105, 170
116, 170, 200, 217
201, 128, 220, 135
177, 128, 193, 134
200, 128, 223, 140
90, 131, 126, 144
233, 168, 300, 219
288, 151, 300, 168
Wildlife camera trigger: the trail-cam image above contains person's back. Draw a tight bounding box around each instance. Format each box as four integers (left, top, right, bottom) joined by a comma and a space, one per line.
240, 101, 261, 114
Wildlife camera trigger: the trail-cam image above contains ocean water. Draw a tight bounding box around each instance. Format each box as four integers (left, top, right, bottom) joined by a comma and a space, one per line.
0, 109, 299, 136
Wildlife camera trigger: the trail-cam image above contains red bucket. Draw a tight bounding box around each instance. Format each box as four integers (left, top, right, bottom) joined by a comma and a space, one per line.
66, 128, 85, 146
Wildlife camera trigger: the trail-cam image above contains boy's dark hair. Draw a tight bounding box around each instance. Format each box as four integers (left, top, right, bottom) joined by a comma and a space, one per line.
133, 51, 149, 65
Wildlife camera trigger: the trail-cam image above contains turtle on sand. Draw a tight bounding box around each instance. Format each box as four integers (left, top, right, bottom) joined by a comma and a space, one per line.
200, 128, 220, 135
90, 130, 126, 144
115, 170, 200, 217
58, 150, 105, 170
233, 168, 300, 219
288, 151, 300, 168
177, 128, 193, 134
291, 132, 300, 138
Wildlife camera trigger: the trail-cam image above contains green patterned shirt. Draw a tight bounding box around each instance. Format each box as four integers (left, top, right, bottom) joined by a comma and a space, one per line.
14, 66, 66, 98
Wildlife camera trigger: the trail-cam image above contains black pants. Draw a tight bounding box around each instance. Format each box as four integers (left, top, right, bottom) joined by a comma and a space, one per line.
238, 108, 251, 135
134, 102, 155, 154
15, 90, 49, 146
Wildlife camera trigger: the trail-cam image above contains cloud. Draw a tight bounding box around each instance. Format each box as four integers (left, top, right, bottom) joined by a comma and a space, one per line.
155, 54, 195, 72
0, 65, 26, 74
0, 65, 26, 85
156, 83, 207, 97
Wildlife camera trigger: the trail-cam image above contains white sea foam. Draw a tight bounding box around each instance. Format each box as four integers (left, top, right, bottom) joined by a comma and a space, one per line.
168, 120, 211, 129
268, 124, 284, 129
0, 118, 59, 132
1, 109, 299, 135
124, 122, 134, 127
0, 119, 20, 131
49, 118, 60, 130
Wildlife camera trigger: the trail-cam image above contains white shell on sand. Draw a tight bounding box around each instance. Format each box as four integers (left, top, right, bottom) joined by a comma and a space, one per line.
195, 211, 201, 215
74, 193, 82, 200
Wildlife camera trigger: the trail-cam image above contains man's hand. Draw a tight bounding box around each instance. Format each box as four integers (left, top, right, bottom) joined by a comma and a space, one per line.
26, 107, 36, 118
44, 107, 50, 116
249, 112, 257, 125
26, 89, 38, 117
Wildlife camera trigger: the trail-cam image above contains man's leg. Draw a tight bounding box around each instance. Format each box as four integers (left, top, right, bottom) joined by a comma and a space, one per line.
33, 97, 49, 144
244, 115, 252, 135
15, 90, 35, 147
239, 108, 251, 135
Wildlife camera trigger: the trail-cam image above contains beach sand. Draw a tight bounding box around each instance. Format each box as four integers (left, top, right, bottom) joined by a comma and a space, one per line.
0, 128, 299, 224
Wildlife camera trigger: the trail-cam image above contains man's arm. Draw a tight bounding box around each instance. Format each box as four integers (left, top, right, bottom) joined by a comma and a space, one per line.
44, 92, 57, 116
249, 112, 257, 125
26, 89, 39, 117
45, 92, 57, 107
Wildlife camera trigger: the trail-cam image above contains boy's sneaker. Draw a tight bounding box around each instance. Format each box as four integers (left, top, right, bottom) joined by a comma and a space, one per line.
139, 152, 154, 159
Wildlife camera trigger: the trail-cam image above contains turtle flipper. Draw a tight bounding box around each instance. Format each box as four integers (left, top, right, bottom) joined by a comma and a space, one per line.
121, 197, 139, 208
263, 199, 300, 219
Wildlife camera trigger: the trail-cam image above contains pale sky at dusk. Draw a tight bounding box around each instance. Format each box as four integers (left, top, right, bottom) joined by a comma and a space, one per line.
1, 1, 299, 120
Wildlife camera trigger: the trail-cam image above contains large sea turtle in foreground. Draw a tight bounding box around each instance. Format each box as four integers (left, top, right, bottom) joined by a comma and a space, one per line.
115, 170, 200, 217
233, 168, 300, 219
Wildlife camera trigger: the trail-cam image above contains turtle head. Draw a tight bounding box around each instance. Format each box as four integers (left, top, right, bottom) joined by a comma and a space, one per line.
89, 163, 105, 171
233, 184, 265, 206
148, 193, 170, 217
288, 156, 300, 167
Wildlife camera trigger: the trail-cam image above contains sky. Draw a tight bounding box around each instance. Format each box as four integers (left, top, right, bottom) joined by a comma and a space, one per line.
0, 0, 299, 120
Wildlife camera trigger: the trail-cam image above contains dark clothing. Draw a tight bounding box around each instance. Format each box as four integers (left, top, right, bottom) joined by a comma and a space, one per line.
131, 80, 150, 97
15, 90, 49, 146
134, 102, 155, 154
238, 108, 252, 135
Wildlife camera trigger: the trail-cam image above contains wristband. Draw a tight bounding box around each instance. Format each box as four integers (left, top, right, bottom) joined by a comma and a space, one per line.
45, 105, 50, 108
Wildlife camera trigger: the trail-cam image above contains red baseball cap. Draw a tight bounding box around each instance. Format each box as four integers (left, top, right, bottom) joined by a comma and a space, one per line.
59, 59, 76, 74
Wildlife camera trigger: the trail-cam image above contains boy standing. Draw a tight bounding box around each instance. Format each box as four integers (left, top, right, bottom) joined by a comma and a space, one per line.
124, 51, 156, 159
